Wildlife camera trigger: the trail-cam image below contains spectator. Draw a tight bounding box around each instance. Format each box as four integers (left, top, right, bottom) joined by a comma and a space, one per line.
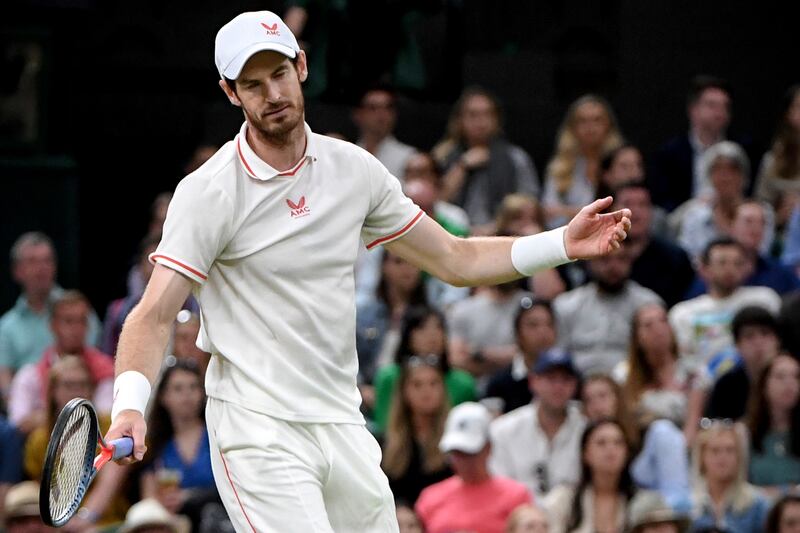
505, 503, 549, 533
781, 205, 800, 276
183, 144, 218, 175
172, 311, 210, 377
486, 298, 557, 414
669, 238, 781, 365
675, 141, 774, 260
690, 420, 769, 533
686, 201, 799, 297
626, 490, 690, 533
489, 350, 586, 500
620, 302, 709, 444
103, 234, 160, 356
447, 281, 532, 385
372, 306, 476, 435
0, 416, 23, 524
354, 85, 417, 179
118, 498, 189, 533
404, 152, 470, 237
433, 86, 540, 229
543, 94, 624, 228
613, 181, 695, 307
381, 355, 452, 504
651, 75, 755, 211
24, 356, 128, 527
139, 359, 218, 530
416, 402, 532, 533
597, 144, 645, 200
581, 374, 639, 448
553, 248, 661, 375
543, 420, 636, 533
127, 193, 174, 299
765, 493, 800, 533
756, 85, 800, 230
0, 232, 101, 397
8, 290, 114, 434
396, 500, 424, 533
747, 354, 800, 495
495, 195, 567, 302
705, 306, 780, 419
356, 251, 427, 387
3, 481, 54, 533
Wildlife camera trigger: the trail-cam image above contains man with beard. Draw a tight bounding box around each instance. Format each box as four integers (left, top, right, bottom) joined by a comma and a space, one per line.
104, 11, 632, 532
553, 248, 661, 375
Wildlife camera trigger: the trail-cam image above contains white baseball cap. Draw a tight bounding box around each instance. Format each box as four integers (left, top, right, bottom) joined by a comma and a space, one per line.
439, 402, 492, 454
214, 11, 301, 80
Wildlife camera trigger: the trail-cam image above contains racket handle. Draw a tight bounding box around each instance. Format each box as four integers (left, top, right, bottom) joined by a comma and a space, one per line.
109, 437, 134, 460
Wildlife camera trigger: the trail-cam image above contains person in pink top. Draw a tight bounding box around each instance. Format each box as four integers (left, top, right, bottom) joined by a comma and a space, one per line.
415, 402, 532, 533
7, 290, 114, 433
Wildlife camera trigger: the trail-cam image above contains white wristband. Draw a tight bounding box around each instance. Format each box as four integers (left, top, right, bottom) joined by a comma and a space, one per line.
111, 371, 152, 422
510, 226, 575, 276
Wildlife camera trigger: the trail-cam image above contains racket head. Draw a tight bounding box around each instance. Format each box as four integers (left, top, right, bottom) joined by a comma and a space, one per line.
40, 398, 100, 527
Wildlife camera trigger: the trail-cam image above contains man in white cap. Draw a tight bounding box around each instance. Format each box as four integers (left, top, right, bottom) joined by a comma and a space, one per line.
105, 10, 632, 532
3, 481, 54, 533
415, 402, 532, 533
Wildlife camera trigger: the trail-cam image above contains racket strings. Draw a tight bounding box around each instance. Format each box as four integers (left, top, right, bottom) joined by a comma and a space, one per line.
49, 406, 93, 521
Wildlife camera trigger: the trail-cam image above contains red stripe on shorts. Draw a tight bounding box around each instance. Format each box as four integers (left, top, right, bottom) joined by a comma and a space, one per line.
219, 449, 258, 533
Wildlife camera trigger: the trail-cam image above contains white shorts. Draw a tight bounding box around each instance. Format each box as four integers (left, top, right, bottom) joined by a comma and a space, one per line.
206, 397, 399, 532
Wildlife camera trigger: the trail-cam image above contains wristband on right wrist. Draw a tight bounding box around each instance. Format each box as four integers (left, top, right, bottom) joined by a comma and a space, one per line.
111, 371, 152, 422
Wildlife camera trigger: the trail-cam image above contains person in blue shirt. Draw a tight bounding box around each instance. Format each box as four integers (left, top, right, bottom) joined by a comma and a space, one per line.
0, 232, 101, 398
139, 357, 217, 527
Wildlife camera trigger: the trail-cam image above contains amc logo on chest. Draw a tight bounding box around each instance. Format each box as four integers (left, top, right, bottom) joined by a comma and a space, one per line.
286, 197, 310, 218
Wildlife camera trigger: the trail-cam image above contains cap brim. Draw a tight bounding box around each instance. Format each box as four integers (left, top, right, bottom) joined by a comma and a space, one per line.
6, 503, 40, 520
439, 433, 486, 454
221, 42, 298, 79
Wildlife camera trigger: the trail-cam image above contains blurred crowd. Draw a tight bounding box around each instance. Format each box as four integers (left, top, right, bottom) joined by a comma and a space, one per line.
2, 72, 800, 533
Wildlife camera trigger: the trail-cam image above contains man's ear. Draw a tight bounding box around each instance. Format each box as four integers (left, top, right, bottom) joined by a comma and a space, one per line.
296, 50, 309, 83
218, 79, 242, 107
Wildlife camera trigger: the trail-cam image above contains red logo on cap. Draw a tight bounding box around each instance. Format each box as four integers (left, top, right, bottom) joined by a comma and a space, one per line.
286, 197, 310, 218
261, 22, 280, 36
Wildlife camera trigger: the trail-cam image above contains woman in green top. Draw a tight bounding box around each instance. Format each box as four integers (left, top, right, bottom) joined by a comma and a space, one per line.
372, 305, 476, 434
748, 353, 800, 496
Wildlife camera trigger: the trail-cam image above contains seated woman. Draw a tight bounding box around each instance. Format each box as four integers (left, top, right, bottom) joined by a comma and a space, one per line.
690, 420, 769, 533
544, 419, 636, 533
24, 355, 128, 528
381, 355, 452, 504
747, 353, 800, 496
138, 358, 219, 530
580, 374, 639, 450
372, 305, 476, 434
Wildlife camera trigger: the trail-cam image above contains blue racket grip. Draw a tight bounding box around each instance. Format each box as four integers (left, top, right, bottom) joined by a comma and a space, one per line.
110, 437, 135, 460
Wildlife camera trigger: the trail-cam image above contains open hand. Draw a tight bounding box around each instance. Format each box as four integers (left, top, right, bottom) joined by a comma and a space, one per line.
564, 196, 632, 260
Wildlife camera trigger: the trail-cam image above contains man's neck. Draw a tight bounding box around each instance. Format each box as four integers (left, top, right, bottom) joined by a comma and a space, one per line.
537, 403, 567, 440
25, 290, 50, 313
708, 285, 736, 300
692, 126, 723, 149
246, 121, 306, 172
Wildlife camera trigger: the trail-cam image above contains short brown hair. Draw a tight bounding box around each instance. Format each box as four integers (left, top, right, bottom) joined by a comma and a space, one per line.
51, 290, 90, 319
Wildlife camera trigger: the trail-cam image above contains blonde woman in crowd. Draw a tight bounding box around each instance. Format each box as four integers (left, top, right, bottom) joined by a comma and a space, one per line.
544, 419, 636, 533
690, 420, 769, 532
543, 95, 624, 228
381, 355, 452, 504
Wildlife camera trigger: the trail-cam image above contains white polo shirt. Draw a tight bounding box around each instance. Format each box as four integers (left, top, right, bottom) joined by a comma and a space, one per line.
150, 121, 423, 424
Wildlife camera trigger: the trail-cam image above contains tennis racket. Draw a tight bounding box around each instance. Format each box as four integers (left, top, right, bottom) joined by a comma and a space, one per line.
39, 397, 134, 527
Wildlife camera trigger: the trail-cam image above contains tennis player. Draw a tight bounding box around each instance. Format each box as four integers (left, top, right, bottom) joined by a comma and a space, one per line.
106, 10, 632, 532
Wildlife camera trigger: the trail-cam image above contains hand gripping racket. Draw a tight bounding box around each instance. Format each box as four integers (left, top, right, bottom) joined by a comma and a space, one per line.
40, 398, 134, 527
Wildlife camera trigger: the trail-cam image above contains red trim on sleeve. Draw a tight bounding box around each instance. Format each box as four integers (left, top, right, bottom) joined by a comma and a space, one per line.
218, 449, 258, 533
366, 210, 425, 250
150, 255, 208, 281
